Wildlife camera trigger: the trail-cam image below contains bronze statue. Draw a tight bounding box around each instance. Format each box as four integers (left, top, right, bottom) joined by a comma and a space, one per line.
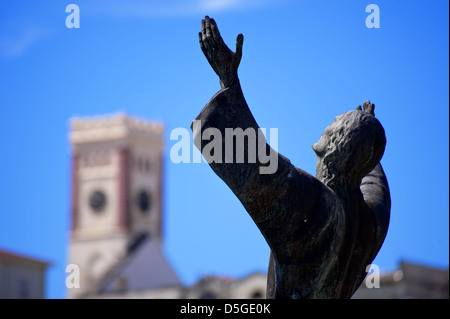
192, 16, 390, 299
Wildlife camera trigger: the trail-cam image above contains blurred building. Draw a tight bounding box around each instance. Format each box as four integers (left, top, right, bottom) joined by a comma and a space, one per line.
90, 273, 267, 299
67, 113, 448, 300
0, 248, 49, 299
67, 113, 180, 298
352, 261, 449, 299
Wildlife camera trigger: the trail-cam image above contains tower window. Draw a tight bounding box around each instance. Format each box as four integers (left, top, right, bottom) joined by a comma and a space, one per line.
89, 190, 107, 212
137, 190, 152, 213
133, 155, 151, 173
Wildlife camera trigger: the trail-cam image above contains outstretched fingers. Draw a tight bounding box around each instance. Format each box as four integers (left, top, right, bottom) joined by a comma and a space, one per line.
357, 101, 375, 116
199, 16, 243, 84
363, 100, 375, 116
209, 18, 224, 45
200, 19, 213, 56
203, 16, 216, 51
199, 32, 207, 56
204, 16, 213, 38
200, 19, 219, 75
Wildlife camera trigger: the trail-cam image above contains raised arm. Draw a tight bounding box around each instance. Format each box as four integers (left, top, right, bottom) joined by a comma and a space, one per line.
193, 16, 322, 230
358, 101, 391, 248
361, 163, 391, 244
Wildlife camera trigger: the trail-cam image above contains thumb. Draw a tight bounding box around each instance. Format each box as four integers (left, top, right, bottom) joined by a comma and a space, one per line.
234, 33, 244, 66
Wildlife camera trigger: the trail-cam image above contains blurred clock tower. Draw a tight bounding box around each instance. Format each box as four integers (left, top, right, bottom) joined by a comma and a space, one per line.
67, 113, 179, 298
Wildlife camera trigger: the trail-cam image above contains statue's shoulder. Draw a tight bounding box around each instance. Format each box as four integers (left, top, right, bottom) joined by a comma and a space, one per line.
284, 165, 342, 211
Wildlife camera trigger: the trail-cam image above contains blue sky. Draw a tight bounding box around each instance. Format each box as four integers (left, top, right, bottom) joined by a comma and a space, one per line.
0, 0, 448, 299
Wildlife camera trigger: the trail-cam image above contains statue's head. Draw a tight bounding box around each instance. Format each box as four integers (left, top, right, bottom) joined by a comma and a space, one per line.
312, 108, 386, 190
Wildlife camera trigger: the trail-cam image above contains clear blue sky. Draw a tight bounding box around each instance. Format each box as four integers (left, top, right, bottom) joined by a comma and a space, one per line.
0, 0, 448, 299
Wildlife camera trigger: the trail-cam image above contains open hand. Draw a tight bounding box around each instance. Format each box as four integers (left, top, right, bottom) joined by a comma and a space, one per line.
199, 16, 243, 89
357, 100, 375, 116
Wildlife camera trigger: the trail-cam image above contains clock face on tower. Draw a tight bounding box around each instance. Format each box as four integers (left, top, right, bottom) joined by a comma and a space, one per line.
137, 190, 152, 213
89, 190, 107, 212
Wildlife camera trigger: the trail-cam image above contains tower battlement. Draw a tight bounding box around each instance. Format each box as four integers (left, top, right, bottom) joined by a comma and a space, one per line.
69, 113, 164, 145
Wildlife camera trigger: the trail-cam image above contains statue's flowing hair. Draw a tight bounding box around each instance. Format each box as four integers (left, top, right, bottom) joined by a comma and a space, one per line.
319, 110, 386, 190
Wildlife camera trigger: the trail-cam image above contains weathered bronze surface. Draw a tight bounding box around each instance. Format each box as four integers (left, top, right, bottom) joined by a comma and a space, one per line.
192, 16, 391, 299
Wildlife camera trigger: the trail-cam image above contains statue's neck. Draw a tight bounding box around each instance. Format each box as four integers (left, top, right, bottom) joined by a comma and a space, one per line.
328, 180, 364, 210
318, 166, 363, 207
